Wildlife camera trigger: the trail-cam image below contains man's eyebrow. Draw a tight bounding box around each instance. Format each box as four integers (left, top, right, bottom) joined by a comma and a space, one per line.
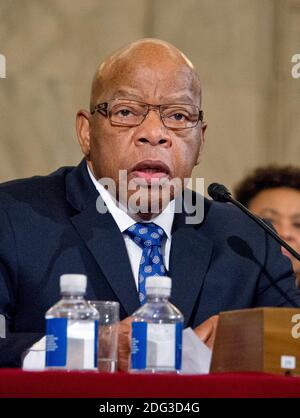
110, 90, 143, 101
109, 91, 197, 105
160, 94, 196, 104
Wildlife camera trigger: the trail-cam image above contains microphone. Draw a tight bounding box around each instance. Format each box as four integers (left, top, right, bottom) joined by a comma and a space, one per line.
208, 182, 300, 262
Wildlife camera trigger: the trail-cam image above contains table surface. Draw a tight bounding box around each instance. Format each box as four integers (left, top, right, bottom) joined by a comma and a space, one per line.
0, 369, 300, 398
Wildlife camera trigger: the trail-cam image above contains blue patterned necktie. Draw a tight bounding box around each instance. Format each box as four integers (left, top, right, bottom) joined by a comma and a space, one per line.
126, 223, 167, 305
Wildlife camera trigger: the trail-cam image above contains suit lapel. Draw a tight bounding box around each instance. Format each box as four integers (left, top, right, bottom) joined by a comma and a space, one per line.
169, 211, 214, 327
66, 161, 140, 316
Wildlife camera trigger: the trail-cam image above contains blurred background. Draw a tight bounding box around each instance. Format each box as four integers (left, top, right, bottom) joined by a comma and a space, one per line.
0, 0, 299, 192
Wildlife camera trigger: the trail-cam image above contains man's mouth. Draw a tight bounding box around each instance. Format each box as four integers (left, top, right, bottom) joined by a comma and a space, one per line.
130, 160, 171, 183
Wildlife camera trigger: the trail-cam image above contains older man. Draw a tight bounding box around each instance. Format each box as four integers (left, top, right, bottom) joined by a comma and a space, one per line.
0, 39, 299, 368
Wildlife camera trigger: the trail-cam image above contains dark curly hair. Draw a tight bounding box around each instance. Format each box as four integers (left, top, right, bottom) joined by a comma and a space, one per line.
234, 165, 300, 207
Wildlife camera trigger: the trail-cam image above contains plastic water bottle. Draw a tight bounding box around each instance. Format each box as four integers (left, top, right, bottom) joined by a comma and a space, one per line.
130, 276, 183, 373
45, 274, 99, 370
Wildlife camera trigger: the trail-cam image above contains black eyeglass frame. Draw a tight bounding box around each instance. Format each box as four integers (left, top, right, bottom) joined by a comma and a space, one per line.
90, 100, 204, 130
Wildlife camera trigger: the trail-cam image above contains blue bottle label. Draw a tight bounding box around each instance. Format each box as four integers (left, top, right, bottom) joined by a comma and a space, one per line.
175, 322, 183, 370
46, 318, 68, 367
131, 321, 183, 371
45, 318, 98, 369
131, 321, 147, 370
94, 320, 98, 369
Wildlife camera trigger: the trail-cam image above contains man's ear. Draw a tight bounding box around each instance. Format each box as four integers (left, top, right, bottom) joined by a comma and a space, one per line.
196, 122, 207, 165
76, 110, 91, 160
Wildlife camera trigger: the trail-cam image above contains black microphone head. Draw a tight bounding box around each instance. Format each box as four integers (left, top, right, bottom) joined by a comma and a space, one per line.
207, 183, 232, 202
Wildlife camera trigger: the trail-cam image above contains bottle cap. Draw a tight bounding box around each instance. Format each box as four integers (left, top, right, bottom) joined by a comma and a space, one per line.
60, 274, 87, 293
145, 276, 171, 297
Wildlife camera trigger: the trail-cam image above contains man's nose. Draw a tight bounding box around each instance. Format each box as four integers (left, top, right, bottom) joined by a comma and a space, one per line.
133, 109, 172, 147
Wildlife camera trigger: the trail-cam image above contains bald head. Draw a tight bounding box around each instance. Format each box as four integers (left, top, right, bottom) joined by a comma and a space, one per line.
77, 38, 207, 219
90, 38, 202, 110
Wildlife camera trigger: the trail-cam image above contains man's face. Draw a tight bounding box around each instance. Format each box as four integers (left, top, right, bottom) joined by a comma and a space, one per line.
80, 54, 206, 216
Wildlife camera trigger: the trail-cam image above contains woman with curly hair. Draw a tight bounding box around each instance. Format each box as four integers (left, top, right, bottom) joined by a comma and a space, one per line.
235, 165, 300, 288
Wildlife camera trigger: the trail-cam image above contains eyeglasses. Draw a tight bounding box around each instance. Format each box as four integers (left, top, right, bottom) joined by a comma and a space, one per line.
91, 99, 204, 130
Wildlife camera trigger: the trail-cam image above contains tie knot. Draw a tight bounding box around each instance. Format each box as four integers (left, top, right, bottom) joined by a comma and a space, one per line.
126, 223, 166, 248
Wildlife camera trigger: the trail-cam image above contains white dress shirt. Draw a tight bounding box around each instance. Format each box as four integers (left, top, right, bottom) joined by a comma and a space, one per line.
87, 165, 174, 290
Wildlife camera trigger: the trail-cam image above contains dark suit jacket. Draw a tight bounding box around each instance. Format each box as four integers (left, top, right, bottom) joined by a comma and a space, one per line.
0, 160, 299, 366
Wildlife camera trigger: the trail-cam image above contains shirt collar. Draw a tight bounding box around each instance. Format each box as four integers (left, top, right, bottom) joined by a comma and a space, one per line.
87, 164, 174, 239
